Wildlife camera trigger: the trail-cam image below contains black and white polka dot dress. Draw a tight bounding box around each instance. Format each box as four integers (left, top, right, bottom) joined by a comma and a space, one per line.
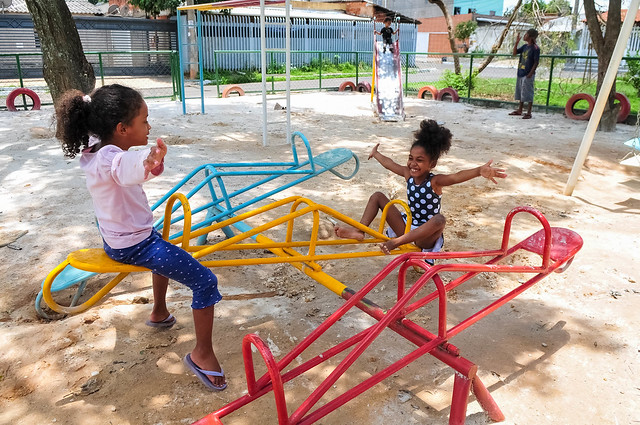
407, 174, 441, 226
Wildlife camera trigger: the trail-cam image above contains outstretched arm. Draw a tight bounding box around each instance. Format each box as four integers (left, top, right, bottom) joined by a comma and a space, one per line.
432, 160, 506, 189
369, 143, 408, 178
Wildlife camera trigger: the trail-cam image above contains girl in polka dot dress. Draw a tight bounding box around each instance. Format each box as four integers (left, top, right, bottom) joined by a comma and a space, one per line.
55, 84, 226, 391
334, 119, 506, 262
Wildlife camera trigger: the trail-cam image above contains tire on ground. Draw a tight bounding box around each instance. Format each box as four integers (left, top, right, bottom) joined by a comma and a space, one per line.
614, 92, 631, 123
436, 87, 459, 102
417, 85, 439, 100
338, 81, 356, 92
356, 82, 371, 93
222, 86, 245, 98
565, 93, 595, 121
6, 88, 41, 111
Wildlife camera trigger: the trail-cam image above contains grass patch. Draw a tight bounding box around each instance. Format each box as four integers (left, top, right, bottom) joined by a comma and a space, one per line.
407, 76, 639, 114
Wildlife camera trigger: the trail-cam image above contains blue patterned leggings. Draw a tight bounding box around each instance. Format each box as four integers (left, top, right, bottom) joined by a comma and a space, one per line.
104, 231, 222, 309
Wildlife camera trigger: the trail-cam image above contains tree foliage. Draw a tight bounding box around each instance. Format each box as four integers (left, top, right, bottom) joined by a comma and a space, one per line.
513, 0, 572, 16
454, 21, 477, 41
128, 0, 181, 18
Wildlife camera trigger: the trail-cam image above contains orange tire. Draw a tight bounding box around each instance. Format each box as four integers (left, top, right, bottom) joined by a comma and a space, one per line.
417, 85, 438, 100
436, 87, 459, 102
565, 93, 595, 121
356, 82, 371, 93
614, 92, 631, 123
222, 86, 245, 98
6, 88, 41, 111
338, 81, 356, 92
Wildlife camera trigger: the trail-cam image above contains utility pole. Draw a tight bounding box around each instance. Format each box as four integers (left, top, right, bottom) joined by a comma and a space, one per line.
571, 0, 580, 33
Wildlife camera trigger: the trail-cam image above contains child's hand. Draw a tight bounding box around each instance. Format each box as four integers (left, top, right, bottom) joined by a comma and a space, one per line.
368, 143, 380, 160
144, 138, 167, 173
480, 160, 507, 184
515, 32, 521, 42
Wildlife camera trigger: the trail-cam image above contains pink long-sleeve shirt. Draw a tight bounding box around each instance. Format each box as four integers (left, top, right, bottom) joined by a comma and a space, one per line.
80, 144, 164, 249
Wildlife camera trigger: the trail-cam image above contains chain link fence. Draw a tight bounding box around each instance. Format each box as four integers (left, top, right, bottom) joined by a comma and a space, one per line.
1, 51, 179, 110
205, 50, 639, 119
2, 50, 638, 120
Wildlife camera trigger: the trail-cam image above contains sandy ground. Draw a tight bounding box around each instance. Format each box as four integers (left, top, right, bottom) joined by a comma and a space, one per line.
0, 92, 639, 425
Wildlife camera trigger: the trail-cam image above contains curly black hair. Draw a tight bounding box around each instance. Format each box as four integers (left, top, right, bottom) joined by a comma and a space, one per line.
54, 84, 144, 158
411, 119, 452, 164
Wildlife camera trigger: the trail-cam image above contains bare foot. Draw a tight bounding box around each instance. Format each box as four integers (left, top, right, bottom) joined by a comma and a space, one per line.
189, 351, 226, 388
379, 239, 398, 254
334, 225, 365, 241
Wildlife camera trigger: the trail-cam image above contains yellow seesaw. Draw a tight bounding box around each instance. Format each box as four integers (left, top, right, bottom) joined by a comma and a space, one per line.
42, 193, 420, 315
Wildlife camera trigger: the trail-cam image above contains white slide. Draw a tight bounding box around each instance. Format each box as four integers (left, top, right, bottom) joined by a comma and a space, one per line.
374, 39, 405, 121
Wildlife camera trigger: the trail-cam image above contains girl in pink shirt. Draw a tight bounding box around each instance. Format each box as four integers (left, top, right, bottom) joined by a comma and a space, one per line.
55, 84, 226, 391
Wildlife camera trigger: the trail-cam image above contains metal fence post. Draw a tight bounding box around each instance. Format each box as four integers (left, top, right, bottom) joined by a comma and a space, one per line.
468, 55, 474, 99
318, 52, 322, 90
214, 50, 221, 98
546, 56, 555, 112
404, 52, 409, 96
98, 53, 105, 86
15, 54, 24, 88
355, 51, 359, 85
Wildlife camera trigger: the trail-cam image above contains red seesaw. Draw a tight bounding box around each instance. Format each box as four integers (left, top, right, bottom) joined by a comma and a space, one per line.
193, 206, 583, 425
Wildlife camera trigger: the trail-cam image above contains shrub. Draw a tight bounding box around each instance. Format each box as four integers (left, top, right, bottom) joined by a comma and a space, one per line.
441, 69, 476, 92
623, 56, 640, 96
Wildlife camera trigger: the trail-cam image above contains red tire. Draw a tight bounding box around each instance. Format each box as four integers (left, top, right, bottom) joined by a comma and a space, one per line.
417, 85, 439, 100
614, 92, 631, 123
565, 93, 595, 120
222, 85, 245, 98
356, 82, 371, 93
6, 88, 41, 111
437, 87, 459, 102
338, 81, 356, 92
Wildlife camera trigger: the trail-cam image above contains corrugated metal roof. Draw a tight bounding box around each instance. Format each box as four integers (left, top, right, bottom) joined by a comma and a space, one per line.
4, 0, 103, 15
224, 6, 370, 20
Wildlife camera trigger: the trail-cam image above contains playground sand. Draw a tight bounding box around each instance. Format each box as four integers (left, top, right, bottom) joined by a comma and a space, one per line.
0, 92, 639, 425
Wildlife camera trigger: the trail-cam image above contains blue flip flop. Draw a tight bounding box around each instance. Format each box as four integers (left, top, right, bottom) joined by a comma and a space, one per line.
145, 314, 176, 328
183, 353, 227, 391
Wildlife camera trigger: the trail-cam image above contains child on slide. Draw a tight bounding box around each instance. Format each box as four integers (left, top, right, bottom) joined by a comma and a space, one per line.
334, 119, 507, 262
54, 84, 226, 391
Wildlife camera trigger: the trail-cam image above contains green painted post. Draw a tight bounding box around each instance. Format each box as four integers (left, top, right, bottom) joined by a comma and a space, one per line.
355, 52, 359, 85
15, 55, 24, 88
214, 51, 221, 98
546, 56, 555, 112
98, 53, 105, 86
467, 55, 474, 99
319, 52, 322, 90
404, 53, 409, 96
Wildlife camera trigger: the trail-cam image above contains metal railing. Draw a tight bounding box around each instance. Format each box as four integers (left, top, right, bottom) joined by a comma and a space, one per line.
2, 49, 638, 118
1, 50, 180, 109
204, 50, 639, 116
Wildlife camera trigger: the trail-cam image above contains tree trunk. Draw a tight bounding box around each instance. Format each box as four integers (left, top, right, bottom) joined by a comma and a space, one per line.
24, 0, 95, 104
429, 0, 461, 74
583, 0, 622, 131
